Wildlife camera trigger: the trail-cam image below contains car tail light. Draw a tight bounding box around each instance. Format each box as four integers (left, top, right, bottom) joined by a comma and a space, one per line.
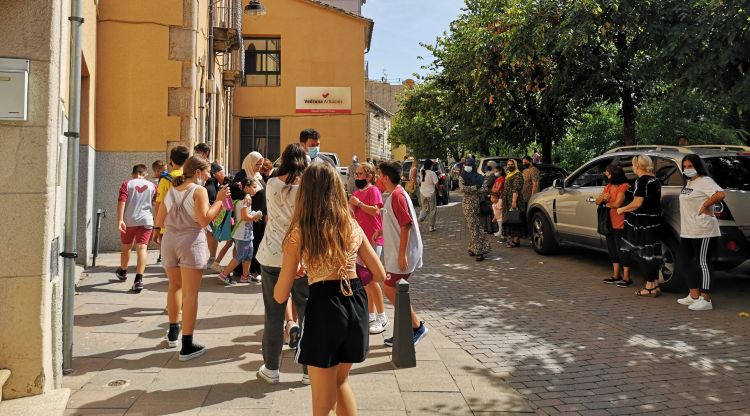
726, 241, 739, 252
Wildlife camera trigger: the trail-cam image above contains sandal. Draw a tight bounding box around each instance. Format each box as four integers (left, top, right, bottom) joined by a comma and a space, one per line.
635, 286, 661, 297
506, 241, 520, 248
239, 275, 250, 284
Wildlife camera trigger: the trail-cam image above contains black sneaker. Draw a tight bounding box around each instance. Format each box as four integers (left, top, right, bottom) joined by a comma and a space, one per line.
616, 279, 633, 288
167, 324, 180, 348
115, 268, 128, 281
384, 337, 393, 347
602, 276, 622, 284
131, 280, 144, 293
179, 343, 206, 361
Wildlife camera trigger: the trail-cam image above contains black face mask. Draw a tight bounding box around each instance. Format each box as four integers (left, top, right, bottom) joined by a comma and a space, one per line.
355, 179, 368, 189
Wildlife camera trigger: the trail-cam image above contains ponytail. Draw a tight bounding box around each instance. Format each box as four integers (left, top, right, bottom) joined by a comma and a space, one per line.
174, 155, 210, 187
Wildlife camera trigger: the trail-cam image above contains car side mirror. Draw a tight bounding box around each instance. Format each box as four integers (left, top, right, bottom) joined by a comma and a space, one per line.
553, 178, 564, 190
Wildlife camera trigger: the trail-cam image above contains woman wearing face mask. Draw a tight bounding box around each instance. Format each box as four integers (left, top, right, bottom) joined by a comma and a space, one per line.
349, 162, 389, 334
155, 155, 229, 360
595, 165, 632, 287
617, 155, 663, 297
459, 158, 491, 261
502, 159, 526, 248
675, 154, 725, 311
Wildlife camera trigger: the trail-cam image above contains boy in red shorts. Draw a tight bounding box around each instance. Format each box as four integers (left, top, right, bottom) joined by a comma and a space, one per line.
116, 164, 156, 292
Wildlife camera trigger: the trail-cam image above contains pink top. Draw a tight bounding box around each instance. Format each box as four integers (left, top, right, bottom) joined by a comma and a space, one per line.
352, 185, 384, 246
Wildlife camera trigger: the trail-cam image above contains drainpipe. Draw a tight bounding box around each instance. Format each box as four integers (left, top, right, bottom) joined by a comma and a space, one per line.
62, 0, 84, 374
207, 4, 215, 147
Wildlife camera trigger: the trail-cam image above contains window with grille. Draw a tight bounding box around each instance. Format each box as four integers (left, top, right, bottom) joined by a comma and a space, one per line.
240, 119, 281, 163
244, 38, 280, 86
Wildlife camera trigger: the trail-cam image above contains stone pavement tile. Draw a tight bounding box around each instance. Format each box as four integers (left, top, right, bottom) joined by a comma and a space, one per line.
394, 360, 459, 392
74, 332, 141, 359
124, 388, 207, 415
357, 411, 408, 416
63, 357, 113, 390
426, 328, 461, 349
198, 409, 270, 415
205, 298, 260, 316
101, 349, 175, 373
64, 409, 126, 416
269, 385, 313, 415
147, 370, 218, 391
202, 372, 278, 409
401, 391, 473, 415
351, 346, 395, 376
453, 375, 534, 413
81, 371, 159, 391
436, 347, 485, 376
66, 388, 143, 410
195, 314, 254, 334
349, 373, 406, 411
413, 335, 442, 361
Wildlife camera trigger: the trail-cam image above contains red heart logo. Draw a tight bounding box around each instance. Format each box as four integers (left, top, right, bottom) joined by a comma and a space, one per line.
322, 93, 330, 98
135, 185, 148, 193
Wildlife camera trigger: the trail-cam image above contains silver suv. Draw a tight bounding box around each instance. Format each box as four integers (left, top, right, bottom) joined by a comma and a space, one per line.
526, 145, 750, 291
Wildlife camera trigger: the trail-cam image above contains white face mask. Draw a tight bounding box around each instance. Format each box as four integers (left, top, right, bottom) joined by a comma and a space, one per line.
195, 178, 203, 186
494, 172, 500, 177
683, 168, 698, 178
464, 166, 473, 173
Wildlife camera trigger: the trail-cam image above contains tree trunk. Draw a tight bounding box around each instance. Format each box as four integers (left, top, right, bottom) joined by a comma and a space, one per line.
622, 87, 637, 146
542, 137, 552, 164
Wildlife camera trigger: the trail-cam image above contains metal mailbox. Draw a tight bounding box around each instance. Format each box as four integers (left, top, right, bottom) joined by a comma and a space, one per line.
0, 58, 30, 121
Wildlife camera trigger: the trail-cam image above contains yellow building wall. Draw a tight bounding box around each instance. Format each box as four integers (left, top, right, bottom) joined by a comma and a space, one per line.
232, 0, 368, 168
80, 0, 98, 148
96, 0, 183, 152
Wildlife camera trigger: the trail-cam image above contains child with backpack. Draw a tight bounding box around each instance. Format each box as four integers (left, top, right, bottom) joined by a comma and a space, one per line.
217, 177, 263, 285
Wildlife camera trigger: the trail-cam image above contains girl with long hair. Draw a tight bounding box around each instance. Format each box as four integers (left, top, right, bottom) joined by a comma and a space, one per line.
275, 163, 386, 416
596, 165, 632, 286
154, 155, 228, 360
255, 143, 310, 384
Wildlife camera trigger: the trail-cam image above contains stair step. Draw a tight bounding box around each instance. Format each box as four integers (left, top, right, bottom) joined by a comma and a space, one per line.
0, 369, 10, 403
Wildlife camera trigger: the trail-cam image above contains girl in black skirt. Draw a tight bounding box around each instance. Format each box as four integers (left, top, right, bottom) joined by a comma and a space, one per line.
617, 155, 663, 297
274, 163, 386, 416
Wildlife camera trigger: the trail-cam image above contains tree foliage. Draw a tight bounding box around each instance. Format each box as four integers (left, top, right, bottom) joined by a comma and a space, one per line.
389, 0, 750, 165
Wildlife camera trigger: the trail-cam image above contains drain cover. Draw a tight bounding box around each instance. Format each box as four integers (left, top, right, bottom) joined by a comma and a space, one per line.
107, 379, 129, 387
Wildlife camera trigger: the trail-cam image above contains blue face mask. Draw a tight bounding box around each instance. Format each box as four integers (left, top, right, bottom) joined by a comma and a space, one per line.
307, 146, 320, 159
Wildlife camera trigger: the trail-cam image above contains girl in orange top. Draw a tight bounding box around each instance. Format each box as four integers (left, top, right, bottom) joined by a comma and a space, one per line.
596, 165, 632, 286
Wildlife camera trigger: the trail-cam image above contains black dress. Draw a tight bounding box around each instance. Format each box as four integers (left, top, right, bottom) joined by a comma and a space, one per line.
620, 175, 662, 281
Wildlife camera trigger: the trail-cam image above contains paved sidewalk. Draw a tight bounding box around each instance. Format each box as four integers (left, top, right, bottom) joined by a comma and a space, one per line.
63, 251, 533, 415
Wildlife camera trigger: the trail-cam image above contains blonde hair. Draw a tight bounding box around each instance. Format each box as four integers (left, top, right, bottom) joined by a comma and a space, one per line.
285, 163, 353, 275
358, 162, 376, 184
631, 155, 654, 173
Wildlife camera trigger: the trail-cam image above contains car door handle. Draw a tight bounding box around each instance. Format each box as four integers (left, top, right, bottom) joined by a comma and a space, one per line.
587, 197, 596, 203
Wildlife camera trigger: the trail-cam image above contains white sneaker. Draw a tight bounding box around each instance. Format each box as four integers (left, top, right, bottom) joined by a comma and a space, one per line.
256, 364, 280, 384
301, 373, 310, 385
369, 320, 385, 334
677, 294, 699, 305
688, 297, 713, 311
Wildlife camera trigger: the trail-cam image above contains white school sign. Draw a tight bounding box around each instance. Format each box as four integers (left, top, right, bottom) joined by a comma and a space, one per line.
295, 86, 351, 114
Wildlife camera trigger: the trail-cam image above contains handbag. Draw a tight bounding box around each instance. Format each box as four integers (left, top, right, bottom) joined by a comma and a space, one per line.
504, 209, 524, 225
479, 199, 493, 216
212, 207, 234, 241
597, 204, 612, 235
355, 263, 373, 286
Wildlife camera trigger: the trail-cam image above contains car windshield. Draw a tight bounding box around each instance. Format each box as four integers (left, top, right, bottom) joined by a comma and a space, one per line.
703, 156, 750, 191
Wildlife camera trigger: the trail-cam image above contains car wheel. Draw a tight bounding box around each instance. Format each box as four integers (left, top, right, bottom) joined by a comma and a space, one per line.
658, 236, 686, 293
531, 211, 558, 255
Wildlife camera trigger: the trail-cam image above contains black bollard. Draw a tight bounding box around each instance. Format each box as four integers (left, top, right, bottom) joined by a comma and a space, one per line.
392, 279, 416, 368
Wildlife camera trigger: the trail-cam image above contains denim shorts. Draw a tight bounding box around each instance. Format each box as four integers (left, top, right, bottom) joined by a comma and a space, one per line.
234, 239, 254, 262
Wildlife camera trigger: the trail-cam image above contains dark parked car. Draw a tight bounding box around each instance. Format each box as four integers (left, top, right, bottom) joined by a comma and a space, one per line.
401, 159, 451, 206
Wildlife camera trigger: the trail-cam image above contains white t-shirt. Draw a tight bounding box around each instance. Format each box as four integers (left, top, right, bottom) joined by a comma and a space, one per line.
382, 187, 423, 274
256, 177, 299, 268
419, 169, 439, 198
679, 176, 723, 238
163, 186, 197, 221
233, 200, 260, 242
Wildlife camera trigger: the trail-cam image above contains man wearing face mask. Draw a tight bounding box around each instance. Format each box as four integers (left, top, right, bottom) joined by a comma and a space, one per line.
299, 128, 335, 167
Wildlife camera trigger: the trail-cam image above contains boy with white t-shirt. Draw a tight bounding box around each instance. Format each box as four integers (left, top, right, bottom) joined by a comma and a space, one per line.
116, 164, 156, 292
373, 160, 428, 347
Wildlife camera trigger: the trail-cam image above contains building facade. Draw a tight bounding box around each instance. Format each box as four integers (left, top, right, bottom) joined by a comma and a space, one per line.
232, 0, 373, 167
365, 100, 393, 162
